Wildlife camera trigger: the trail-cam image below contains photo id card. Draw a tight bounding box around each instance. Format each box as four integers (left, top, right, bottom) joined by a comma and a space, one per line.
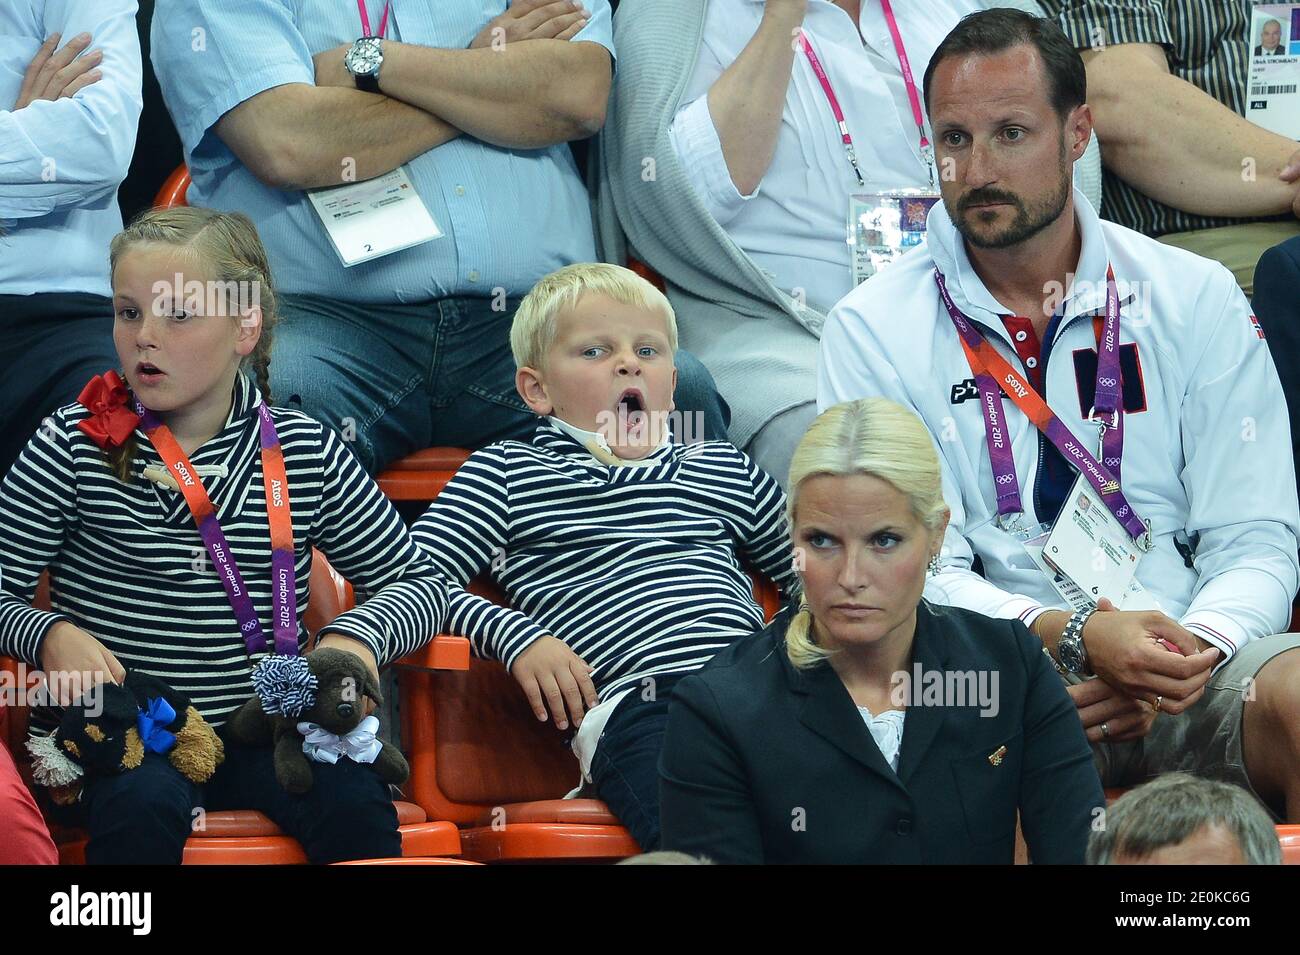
1246, 4, 1300, 139
1024, 529, 1161, 613
306, 166, 443, 267
1039, 474, 1143, 605
848, 191, 939, 286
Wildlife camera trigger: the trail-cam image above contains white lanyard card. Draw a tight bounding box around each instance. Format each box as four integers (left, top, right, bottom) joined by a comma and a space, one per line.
1039, 473, 1145, 606
306, 166, 442, 267
1246, 5, 1300, 139
848, 191, 939, 286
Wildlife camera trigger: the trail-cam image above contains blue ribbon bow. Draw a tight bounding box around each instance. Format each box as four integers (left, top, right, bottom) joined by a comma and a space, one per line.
137, 697, 178, 755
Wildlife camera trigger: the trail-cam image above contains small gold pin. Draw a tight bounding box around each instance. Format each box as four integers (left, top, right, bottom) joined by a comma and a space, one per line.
988, 744, 1007, 766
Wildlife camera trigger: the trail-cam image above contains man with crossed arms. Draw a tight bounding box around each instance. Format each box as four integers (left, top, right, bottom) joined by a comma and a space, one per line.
153, 0, 728, 474
819, 10, 1300, 822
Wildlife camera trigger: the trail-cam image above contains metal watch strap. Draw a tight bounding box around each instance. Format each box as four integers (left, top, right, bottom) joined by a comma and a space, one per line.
1060, 607, 1097, 675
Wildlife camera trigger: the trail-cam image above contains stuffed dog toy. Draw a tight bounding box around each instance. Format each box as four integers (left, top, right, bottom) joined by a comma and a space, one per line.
225, 649, 408, 795
27, 671, 224, 805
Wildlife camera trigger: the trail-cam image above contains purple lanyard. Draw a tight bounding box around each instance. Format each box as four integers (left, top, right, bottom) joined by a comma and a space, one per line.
357, 0, 391, 39
135, 401, 301, 656
934, 268, 1150, 549
1093, 268, 1124, 482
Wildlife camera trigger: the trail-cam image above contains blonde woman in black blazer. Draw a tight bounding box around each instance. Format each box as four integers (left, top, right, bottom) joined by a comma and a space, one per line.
659, 399, 1105, 863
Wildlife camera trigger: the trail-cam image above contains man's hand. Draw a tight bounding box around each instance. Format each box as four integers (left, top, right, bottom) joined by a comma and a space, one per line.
1067, 677, 1157, 743
510, 634, 599, 731
313, 43, 355, 90
38, 621, 125, 706
1083, 597, 1220, 713
469, 0, 591, 50
13, 32, 103, 110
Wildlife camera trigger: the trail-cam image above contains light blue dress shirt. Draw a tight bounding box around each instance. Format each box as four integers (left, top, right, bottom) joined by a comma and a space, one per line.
151, 0, 614, 303
0, 0, 142, 296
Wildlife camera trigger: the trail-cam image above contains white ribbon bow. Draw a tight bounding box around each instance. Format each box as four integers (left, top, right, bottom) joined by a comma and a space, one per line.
297, 715, 382, 765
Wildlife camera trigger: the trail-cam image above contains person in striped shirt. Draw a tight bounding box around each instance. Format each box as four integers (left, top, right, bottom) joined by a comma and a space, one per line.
0, 207, 448, 864
412, 263, 798, 850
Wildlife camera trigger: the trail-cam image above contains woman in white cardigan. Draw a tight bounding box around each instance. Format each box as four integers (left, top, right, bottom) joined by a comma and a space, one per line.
595, 0, 1100, 484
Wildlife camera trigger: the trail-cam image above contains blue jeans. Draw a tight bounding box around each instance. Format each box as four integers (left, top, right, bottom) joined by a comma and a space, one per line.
589, 672, 688, 851
0, 292, 118, 477
271, 293, 731, 474
81, 743, 400, 865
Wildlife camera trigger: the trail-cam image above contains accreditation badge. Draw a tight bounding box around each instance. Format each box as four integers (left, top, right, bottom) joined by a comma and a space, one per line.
306, 165, 443, 267
1037, 474, 1147, 607
848, 191, 939, 287
1246, 4, 1300, 139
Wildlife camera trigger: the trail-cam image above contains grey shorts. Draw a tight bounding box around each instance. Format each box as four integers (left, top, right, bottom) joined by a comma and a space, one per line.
1089, 633, 1300, 819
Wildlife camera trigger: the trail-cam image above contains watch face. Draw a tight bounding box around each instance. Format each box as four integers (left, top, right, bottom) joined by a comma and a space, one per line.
1059, 636, 1085, 673
346, 38, 383, 75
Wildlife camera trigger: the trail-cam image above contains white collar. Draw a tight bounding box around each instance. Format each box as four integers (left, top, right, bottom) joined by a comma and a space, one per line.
926, 186, 1135, 324
548, 415, 670, 469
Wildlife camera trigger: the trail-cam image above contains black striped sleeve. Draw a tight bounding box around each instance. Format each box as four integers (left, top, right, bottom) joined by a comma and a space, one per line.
732, 449, 799, 599
0, 413, 76, 664
410, 445, 548, 666
310, 425, 448, 665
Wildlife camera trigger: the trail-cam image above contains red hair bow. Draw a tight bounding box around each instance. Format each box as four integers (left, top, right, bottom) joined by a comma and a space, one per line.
76, 370, 141, 450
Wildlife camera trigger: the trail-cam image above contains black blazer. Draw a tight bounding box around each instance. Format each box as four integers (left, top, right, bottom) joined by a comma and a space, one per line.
659, 602, 1104, 864
1252, 235, 1300, 499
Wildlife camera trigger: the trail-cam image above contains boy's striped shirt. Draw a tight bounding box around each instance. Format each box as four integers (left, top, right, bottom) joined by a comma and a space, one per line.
411, 420, 797, 701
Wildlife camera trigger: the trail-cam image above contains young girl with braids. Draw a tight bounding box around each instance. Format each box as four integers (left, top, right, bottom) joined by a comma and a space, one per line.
0, 207, 448, 864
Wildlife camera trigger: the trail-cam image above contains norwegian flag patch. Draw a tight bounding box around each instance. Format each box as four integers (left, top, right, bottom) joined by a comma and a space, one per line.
1250, 314, 1266, 340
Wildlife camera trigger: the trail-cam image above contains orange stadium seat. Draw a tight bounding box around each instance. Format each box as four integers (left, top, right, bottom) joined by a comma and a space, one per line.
331, 857, 482, 865
1, 550, 467, 864
626, 256, 666, 293
153, 164, 190, 208
399, 572, 782, 863
376, 447, 471, 504
1279, 825, 1300, 864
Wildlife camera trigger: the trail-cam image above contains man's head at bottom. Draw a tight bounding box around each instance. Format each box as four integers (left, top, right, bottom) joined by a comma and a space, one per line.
1088, 773, 1282, 865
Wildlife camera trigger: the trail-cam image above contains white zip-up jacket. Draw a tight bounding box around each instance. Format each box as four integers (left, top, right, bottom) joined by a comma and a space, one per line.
818, 189, 1300, 661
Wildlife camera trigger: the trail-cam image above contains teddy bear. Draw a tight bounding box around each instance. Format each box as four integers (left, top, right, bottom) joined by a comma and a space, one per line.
26, 670, 224, 805
225, 649, 408, 795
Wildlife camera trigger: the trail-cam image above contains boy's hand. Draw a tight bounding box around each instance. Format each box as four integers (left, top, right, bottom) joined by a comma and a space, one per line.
38, 621, 125, 706
510, 635, 599, 730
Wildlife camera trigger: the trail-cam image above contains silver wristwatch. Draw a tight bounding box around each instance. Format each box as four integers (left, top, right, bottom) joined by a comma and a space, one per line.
1056, 607, 1097, 676
344, 36, 384, 92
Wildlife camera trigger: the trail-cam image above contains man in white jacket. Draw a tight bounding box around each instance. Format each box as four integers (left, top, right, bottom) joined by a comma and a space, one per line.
819, 9, 1300, 821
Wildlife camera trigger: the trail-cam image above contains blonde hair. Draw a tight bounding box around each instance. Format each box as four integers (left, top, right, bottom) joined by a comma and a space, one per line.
106, 207, 279, 483
785, 398, 948, 669
510, 263, 677, 370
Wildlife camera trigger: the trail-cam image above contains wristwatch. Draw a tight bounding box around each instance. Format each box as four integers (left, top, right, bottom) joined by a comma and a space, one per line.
344, 36, 384, 92
1056, 608, 1097, 676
